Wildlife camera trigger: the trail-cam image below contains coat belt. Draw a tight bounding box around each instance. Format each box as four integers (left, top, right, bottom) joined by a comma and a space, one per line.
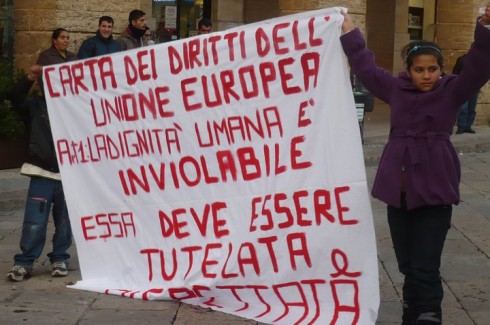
389, 130, 450, 164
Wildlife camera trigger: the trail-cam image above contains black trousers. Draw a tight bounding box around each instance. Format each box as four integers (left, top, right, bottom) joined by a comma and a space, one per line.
387, 195, 451, 323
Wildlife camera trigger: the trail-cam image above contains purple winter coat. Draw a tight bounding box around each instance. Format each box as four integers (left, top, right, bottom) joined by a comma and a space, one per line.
341, 23, 490, 210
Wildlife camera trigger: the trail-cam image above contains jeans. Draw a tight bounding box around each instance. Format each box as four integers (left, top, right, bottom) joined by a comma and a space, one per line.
387, 195, 451, 323
457, 93, 478, 130
14, 176, 72, 269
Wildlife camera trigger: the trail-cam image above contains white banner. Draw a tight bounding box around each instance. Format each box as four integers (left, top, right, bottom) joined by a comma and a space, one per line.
44, 7, 379, 324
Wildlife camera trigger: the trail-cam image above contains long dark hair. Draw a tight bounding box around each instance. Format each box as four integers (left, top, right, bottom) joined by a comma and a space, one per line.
51, 28, 68, 41
402, 40, 444, 70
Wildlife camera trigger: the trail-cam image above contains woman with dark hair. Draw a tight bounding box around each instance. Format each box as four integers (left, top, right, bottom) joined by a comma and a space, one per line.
341, 3, 490, 324
36, 28, 76, 78
6, 28, 77, 282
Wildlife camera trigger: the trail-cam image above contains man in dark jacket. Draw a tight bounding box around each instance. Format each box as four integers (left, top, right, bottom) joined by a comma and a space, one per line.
78, 16, 120, 59
117, 9, 147, 50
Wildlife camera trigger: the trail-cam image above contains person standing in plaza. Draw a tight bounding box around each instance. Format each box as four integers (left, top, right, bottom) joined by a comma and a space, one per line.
6, 28, 77, 282
117, 9, 147, 50
77, 15, 120, 59
452, 52, 479, 134
341, 3, 490, 324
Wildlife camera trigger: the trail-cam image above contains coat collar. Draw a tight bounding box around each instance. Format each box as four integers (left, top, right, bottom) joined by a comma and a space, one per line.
96, 30, 114, 42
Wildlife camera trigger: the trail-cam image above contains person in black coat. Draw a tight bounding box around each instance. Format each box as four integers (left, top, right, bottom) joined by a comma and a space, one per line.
6, 28, 77, 282
78, 16, 120, 59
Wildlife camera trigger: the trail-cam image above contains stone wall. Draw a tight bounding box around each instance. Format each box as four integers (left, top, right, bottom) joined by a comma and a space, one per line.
366, 0, 397, 72
13, 0, 143, 70
278, 0, 366, 29
437, 1, 480, 71
212, 0, 244, 31
244, 0, 280, 23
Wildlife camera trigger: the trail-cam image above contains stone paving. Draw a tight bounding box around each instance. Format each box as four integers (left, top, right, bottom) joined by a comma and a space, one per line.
1, 117, 490, 324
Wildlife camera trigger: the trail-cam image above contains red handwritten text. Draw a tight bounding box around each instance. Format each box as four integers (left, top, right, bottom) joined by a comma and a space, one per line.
249, 186, 357, 232
81, 211, 136, 240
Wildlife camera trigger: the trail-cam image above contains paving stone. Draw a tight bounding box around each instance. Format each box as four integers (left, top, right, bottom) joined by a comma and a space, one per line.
91, 293, 180, 311
446, 281, 490, 312
443, 238, 483, 256
174, 303, 257, 324
376, 301, 401, 324
1, 290, 91, 324
79, 309, 177, 325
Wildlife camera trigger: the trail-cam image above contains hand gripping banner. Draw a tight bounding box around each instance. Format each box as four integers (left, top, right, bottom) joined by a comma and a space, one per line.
44, 7, 379, 325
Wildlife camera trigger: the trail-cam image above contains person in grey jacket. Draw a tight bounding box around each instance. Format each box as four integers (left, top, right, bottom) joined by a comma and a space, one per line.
6, 28, 77, 282
78, 16, 120, 59
341, 3, 490, 324
117, 9, 147, 50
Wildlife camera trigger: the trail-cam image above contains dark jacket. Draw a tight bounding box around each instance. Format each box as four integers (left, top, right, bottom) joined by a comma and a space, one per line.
36, 45, 77, 66
77, 31, 120, 59
117, 27, 143, 50
341, 23, 490, 209
11, 77, 58, 172
12, 46, 77, 173
36, 46, 77, 88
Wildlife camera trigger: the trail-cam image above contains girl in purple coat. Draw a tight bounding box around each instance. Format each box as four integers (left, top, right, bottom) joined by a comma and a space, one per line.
341, 4, 490, 324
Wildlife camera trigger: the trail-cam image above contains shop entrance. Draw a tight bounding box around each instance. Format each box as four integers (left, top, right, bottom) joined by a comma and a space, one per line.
152, 0, 211, 43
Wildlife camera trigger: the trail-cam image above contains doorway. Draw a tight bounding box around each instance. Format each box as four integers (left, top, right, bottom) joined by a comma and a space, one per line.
152, 0, 211, 43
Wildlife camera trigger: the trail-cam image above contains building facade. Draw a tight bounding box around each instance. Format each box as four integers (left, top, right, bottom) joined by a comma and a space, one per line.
11, 0, 490, 124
